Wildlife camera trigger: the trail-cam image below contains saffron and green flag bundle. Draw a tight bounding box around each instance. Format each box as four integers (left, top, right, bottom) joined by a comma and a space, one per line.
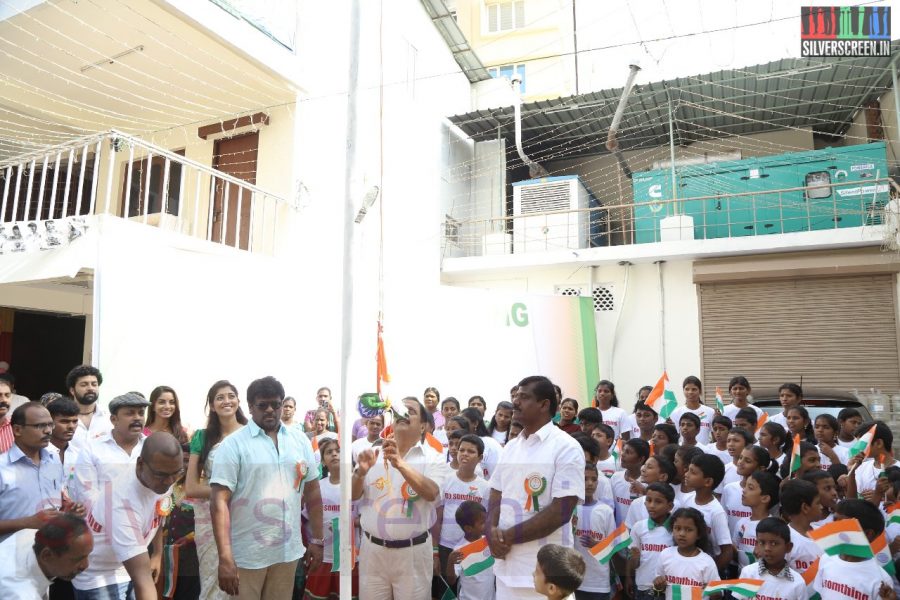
589, 523, 631, 565
459, 536, 494, 576
886, 502, 900, 526
702, 579, 765, 598
714, 387, 725, 413
789, 434, 803, 475
849, 424, 877, 459
646, 372, 678, 419
670, 584, 703, 600
809, 518, 873, 559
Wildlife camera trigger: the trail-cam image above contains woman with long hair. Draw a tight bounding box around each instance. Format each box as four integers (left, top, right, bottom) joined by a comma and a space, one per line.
184, 380, 248, 600
144, 385, 189, 444
487, 400, 514, 445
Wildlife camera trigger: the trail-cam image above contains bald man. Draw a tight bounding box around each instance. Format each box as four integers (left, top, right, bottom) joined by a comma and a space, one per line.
73, 432, 183, 600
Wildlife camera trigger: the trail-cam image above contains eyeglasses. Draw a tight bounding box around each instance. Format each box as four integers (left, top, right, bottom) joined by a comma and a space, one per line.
22, 422, 54, 430
254, 400, 282, 411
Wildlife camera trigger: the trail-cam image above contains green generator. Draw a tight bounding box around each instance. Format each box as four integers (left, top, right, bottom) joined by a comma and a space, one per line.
632, 142, 890, 243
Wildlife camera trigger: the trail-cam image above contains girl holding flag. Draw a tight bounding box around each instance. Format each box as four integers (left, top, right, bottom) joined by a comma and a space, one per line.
304, 437, 359, 600
652, 507, 720, 600
722, 376, 763, 423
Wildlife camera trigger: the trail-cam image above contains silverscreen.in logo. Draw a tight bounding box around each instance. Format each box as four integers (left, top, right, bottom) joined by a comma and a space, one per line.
801, 6, 890, 57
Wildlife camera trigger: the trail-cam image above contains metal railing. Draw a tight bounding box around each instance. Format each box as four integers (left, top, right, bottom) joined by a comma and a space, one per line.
0, 130, 292, 254
441, 178, 893, 258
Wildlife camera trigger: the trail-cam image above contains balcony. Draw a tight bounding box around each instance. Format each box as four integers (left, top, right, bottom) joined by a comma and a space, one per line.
0, 130, 293, 255
441, 178, 896, 271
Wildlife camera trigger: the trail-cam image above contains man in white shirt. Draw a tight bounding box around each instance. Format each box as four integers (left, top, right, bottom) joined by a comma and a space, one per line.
0, 513, 93, 599
73, 432, 183, 600
488, 375, 586, 600
353, 397, 452, 600
71, 393, 147, 508
65, 365, 111, 452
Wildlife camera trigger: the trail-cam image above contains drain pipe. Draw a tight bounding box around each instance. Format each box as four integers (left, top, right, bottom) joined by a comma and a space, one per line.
609, 261, 631, 378
512, 76, 548, 178
655, 260, 666, 372
606, 63, 641, 179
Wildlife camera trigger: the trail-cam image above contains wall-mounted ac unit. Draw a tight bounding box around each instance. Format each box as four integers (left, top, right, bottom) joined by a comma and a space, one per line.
511, 175, 606, 253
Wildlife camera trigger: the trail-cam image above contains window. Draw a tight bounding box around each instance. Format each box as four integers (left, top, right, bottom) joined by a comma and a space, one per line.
122, 151, 184, 217
486, 1, 525, 33
488, 64, 526, 93
444, 215, 460, 245
805, 171, 831, 200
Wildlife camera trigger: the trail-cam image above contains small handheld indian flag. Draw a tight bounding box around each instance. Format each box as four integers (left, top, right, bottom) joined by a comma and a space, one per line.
703, 579, 765, 598
714, 387, 725, 413
809, 518, 874, 559
670, 584, 703, 600
849, 424, 877, 459
459, 536, 494, 576
589, 523, 631, 565
611, 439, 622, 463
646, 371, 678, 420
871, 531, 896, 576
886, 502, 900, 526
788, 434, 803, 475
755, 412, 768, 433
802, 558, 821, 600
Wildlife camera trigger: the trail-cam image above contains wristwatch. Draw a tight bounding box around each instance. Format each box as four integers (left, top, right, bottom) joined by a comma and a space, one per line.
309, 537, 324, 546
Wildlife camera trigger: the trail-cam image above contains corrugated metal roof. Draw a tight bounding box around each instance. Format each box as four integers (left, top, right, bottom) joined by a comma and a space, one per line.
449, 45, 899, 161
420, 0, 491, 84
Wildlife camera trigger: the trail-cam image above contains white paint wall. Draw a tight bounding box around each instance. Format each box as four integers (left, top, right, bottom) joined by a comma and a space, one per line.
445, 258, 701, 412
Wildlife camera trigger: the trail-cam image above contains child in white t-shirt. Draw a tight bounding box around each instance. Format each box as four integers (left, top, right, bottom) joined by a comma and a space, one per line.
682, 454, 734, 571
446, 501, 495, 600
814, 499, 894, 600
721, 446, 775, 535
813, 414, 849, 472
625, 456, 677, 528
803, 470, 839, 529
734, 471, 780, 568
610, 439, 650, 526
781, 479, 823, 578
739, 517, 806, 600
534, 544, 586, 600
704, 415, 733, 465
574, 463, 616, 598
592, 424, 618, 478
668, 376, 714, 445
627, 483, 675, 600
653, 507, 719, 600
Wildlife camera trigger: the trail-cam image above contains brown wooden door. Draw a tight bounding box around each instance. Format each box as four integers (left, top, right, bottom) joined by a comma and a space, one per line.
212, 132, 258, 250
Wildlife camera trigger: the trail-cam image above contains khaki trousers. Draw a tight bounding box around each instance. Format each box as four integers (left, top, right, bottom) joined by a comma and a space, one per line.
232, 559, 299, 600
358, 535, 432, 600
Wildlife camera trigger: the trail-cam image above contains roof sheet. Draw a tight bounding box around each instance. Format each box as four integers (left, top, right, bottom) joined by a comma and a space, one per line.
448, 44, 899, 161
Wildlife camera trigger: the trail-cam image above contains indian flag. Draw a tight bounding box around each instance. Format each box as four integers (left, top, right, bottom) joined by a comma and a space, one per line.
714, 387, 725, 413
670, 584, 703, 600
612, 439, 622, 463
886, 502, 900, 525
802, 557, 820, 600
589, 523, 631, 565
459, 536, 494, 576
788, 434, 802, 475
809, 518, 874, 559
703, 579, 765, 598
849, 424, 877, 459
871, 531, 896, 576
756, 412, 768, 433
646, 371, 678, 419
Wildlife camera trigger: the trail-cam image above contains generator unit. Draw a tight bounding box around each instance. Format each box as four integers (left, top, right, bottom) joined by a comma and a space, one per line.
632, 142, 890, 243
512, 175, 607, 253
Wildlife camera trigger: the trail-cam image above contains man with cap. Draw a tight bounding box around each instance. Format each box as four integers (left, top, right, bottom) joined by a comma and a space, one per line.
0, 513, 93, 598
71, 393, 147, 509
73, 432, 183, 600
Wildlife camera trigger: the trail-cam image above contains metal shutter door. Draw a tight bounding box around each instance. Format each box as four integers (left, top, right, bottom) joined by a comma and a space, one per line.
699, 274, 900, 398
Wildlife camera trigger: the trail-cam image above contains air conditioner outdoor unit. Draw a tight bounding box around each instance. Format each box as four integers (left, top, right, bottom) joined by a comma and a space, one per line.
512, 175, 606, 253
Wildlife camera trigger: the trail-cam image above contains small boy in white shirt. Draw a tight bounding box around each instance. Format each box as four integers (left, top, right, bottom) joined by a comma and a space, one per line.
446, 500, 495, 600
682, 454, 734, 571
739, 517, 806, 600
574, 463, 616, 599
627, 482, 675, 600
534, 544, 586, 600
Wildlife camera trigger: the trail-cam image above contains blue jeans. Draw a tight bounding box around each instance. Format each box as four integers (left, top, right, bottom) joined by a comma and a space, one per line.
73, 582, 134, 600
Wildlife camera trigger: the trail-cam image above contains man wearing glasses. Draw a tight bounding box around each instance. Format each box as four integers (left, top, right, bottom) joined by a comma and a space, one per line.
0, 402, 71, 544
211, 375, 324, 600
73, 431, 183, 600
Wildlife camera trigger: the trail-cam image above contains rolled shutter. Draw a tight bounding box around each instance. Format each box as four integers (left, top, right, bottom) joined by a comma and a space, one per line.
699, 274, 900, 398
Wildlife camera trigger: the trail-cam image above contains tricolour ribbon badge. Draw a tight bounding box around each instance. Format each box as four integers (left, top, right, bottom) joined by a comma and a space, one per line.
523, 473, 547, 512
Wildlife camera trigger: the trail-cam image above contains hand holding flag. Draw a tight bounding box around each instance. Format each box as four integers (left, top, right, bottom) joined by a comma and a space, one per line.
646, 372, 678, 420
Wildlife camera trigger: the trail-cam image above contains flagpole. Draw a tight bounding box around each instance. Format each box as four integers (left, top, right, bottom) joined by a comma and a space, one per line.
338, 0, 361, 597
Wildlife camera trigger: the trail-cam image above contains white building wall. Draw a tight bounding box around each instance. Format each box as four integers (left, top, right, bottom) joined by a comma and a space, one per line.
445, 258, 701, 411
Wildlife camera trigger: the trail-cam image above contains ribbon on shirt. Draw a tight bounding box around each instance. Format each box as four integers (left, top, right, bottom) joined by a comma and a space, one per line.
523, 473, 547, 512
295, 461, 309, 491
401, 482, 419, 517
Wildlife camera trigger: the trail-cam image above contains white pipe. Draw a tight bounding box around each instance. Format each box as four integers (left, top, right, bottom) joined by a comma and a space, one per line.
512, 76, 546, 178
655, 260, 666, 372
607, 64, 640, 142
609, 262, 631, 379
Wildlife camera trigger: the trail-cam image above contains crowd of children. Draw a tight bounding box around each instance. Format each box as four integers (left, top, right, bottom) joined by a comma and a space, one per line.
397, 376, 900, 600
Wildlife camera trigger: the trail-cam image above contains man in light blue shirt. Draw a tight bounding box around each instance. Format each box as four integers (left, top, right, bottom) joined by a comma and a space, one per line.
211, 376, 323, 599
0, 402, 81, 543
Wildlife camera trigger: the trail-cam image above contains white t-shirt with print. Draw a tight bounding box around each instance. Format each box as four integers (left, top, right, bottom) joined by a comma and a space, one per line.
724, 403, 764, 421
453, 539, 496, 600
574, 502, 616, 593
597, 406, 628, 440
655, 547, 718, 600
681, 494, 732, 555
814, 555, 892, 600
720, 481, 752, 537
438, 473, 491, 549
735, 517, 761, 568
318, 478, 359, 564
817, 444, 849, 471
596, 455, 618, 478
610, 471, 638, 526
739, 563, 806, 600
630, 517, 674, 591
670, 405, 716, 446
787, 526, 822, 575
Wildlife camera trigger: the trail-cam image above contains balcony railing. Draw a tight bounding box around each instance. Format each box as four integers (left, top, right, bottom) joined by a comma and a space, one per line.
442, 178, 895, 258
0, 130, 292, 254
